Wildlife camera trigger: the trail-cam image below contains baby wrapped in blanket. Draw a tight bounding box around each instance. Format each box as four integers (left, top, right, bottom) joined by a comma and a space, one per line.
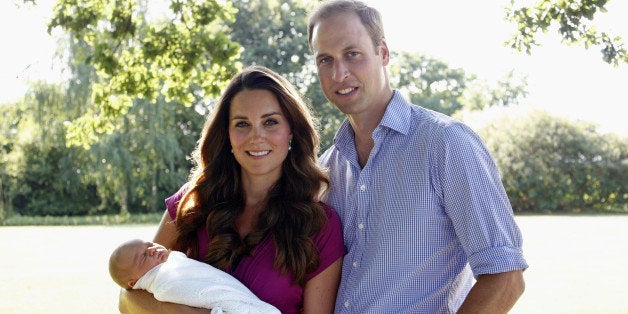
109, 239, 280, 314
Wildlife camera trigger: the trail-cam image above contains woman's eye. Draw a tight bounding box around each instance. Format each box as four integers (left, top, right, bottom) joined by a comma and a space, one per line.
235, 121, 249, 127
264, 119, 278, 126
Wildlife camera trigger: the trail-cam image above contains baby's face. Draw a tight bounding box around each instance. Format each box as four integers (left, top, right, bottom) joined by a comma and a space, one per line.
124, 240, 170, 279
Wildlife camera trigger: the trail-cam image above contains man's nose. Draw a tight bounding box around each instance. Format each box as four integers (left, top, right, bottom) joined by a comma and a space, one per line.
332, 61, 349, 82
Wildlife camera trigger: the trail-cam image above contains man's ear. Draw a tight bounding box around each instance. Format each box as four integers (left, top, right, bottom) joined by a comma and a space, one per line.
379, 39, 390, 66
128, 279, 137, 288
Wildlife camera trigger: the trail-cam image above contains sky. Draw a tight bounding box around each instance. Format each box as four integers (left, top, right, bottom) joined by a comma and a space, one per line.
1, 0, 627, 135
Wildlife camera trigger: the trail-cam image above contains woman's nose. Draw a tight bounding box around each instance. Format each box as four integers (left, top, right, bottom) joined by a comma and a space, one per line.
249, 125, 265, 143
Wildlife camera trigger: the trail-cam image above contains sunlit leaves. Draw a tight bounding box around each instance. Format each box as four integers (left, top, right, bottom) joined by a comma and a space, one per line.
389, 52, 469, 116
47, 0, 241, 147
505, 0, 627, 66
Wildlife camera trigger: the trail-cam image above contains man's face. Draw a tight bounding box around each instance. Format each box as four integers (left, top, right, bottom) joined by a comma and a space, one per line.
311, 11, 390, 117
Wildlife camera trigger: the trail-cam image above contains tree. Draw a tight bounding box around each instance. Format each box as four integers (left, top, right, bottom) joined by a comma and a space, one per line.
506, 0, 628, 66
465, 108, 628, 212
389, 52, 467, 116
60, 19, 203, 214
389, 52, 528, 116
458, 70, 528, 112
48, 0, 241, 147
2, 82, 100, 216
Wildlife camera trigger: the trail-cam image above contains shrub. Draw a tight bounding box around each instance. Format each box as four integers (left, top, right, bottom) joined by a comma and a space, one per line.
461, 108, 627, 213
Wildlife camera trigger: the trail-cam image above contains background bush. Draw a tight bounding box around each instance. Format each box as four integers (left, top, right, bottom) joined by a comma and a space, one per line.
463, 108, 628, 213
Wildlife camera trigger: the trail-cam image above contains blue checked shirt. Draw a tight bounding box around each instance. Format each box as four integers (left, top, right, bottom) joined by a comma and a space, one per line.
320, 91, 528, 313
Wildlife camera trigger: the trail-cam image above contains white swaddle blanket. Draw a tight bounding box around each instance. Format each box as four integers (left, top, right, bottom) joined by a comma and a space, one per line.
133, 251, 280, 314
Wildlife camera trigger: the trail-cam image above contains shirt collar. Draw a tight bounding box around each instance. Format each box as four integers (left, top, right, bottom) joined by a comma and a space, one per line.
333, 90, 412, 148
379, 89, 412, 136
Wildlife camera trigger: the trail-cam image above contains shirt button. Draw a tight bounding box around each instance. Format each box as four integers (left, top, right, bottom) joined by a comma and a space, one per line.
359, 184, 366, 191
358, 223, 364, 229
344, 301, 350, 308
352, 261, 358, 268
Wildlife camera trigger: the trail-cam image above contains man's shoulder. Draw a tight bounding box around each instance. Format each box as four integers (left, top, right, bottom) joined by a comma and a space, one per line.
406, 104, 472, 136
318, 145, 338, 166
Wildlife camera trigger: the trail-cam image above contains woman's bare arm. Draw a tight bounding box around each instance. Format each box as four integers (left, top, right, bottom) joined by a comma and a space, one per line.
153, 210, 178, 248
119, 288, 210, 313
302, 257, 343, 314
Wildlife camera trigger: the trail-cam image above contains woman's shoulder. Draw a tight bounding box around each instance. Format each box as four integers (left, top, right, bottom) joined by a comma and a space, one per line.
314, 202, 342, 240
319, 202, 339, 221
165, 183, 190, 219
307, 202, 345, 280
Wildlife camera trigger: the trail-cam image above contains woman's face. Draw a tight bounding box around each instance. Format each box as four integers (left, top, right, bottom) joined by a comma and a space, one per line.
228, 89, 293, 183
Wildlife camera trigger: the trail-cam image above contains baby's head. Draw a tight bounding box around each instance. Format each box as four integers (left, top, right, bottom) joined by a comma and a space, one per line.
109, 239, 171, 289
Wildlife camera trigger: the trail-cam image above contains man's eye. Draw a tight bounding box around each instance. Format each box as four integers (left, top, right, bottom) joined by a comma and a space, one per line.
318, 57, 331, 65
348, 51, 359, 57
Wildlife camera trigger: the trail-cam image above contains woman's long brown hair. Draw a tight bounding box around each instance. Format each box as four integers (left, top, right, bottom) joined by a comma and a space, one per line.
173, 66, 329, 286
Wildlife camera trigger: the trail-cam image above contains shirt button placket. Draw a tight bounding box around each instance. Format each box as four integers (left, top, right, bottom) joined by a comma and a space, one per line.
356, 183, 367, 248
351, 177, 368, 311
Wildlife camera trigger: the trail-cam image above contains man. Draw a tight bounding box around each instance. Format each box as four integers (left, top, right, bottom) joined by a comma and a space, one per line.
308, 1, 528, 312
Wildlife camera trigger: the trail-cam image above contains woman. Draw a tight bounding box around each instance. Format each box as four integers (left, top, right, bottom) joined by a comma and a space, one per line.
119, 66, 345, 313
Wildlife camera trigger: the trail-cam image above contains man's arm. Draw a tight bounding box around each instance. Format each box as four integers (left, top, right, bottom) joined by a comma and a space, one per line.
457, 270, 525, 314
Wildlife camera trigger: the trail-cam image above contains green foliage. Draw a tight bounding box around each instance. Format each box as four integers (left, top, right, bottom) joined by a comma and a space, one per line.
48, 0, 242, 147
506, 0, 628, 66
3, 0, 625, 222
469, 109, 627, 213
389, 52, 468, 116
458, 70, 528, 111
2, 82, 100, 217
0, 77, 201, 217
230, 0, 311, 79
389, 52, 528, 116
86, 97, 200, 215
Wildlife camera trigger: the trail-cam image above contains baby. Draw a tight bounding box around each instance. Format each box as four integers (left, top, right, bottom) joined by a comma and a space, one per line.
109, 239, 280, 314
